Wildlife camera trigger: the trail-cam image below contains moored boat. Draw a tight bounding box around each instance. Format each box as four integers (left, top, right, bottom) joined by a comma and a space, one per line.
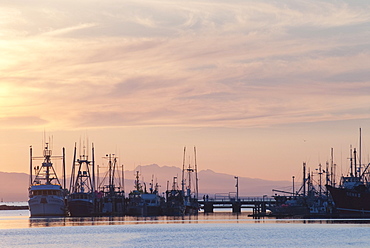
95, 154, 125, 216
325, 129, 370, 217
269, 162, 333, 217
164, 177, 185, 216
67, 143, 96, 217
181, 147, 199, 214
127, 171, 164, 216
326, 148, 370, 216
28, 143, 67, 217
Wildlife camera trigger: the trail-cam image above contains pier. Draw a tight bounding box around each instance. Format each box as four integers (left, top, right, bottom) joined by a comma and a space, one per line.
198, 194, 276, 215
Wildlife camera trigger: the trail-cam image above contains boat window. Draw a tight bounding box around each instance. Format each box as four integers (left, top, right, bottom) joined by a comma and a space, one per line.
34, 191, 44, 196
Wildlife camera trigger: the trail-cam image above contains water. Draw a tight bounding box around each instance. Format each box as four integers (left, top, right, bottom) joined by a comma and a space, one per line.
1, 209, 370, 247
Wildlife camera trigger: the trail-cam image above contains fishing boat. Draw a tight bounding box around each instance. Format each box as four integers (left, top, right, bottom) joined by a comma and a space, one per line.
182, 147, 199, 215
326, 145, 370, 216
127, 171, 164, 216
28, 143, 67, 217
95, 154, 125, 216
164, 177, 185, 216
67, 143, 95, 217
269, 162, 333, 217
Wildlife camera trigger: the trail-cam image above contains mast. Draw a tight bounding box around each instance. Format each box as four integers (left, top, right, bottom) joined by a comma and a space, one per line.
97, 164, 100, 191
326, 161, 329, 196
319, 163, 322, 196
112, 156, 116, 191
306, 169, 310, 194
30, 146, 33, 186
70, 144, 77, 192
44, 143, 51, 184
108, 154, 112, 191
92, 143, 95, 192
194, 146, 199, 200
330, 148, 334, 186
188, 160, 191, 192
302, 162, 306, 196
350, 146, 353, 177
182, 147, 186, 193
121, 163, 124, 195
63, 147, 66, 190
354, 148, 357, 178
359, 128, 362, 177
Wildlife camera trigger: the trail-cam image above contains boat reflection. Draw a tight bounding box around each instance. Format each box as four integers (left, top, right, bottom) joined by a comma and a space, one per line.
28, 214, 203, 228
26, 212, 370, 228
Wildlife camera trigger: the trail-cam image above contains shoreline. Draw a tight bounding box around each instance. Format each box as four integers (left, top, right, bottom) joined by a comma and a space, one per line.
0, 205, 28, 210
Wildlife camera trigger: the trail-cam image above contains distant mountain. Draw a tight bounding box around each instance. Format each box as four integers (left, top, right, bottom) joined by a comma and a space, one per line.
0, 164, 291, 202
121, 164, 291, 198
0, 172, 29, 202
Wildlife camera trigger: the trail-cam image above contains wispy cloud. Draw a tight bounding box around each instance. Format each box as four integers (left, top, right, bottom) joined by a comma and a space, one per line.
42, 23, 98, 37
1, 0, 370, 130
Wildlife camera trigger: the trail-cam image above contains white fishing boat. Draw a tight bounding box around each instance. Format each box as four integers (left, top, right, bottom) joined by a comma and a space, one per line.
28, 143, 66, 217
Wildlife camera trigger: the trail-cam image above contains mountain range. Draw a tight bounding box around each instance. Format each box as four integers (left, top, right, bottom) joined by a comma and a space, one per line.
0, 164, 291, 202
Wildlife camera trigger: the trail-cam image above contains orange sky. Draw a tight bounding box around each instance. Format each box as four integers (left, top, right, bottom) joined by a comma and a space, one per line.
1, 0, 370, 181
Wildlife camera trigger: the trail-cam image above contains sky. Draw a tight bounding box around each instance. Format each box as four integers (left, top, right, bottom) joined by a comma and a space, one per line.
1, 0, 370, 182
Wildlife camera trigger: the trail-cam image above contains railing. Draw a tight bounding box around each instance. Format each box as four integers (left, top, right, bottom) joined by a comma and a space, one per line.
199, 194, 275, 203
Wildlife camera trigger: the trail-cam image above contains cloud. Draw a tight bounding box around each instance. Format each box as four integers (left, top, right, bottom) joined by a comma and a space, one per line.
42, 23, 98, 37
0, 116, 48, 128
1, 0, 370, 130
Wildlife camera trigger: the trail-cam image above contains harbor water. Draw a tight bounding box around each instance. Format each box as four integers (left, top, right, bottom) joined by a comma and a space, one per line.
1, 208, 370, 247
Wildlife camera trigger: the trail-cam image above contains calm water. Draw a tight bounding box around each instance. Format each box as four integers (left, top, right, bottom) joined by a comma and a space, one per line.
1, 208, 370, 247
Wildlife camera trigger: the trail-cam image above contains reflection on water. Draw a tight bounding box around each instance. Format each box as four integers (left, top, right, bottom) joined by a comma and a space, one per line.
2, 209, 370, 229
27, 211, 251, 228
29, 213, 226, 228
27, 212, 370, 228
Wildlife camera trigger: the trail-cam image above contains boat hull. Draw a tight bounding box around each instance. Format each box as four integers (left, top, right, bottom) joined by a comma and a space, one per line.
327, 185, 370, 216
127, 205, 162, 216
127, 193, 164, 216
28, 196, 66, 217
68, 199, 94, 217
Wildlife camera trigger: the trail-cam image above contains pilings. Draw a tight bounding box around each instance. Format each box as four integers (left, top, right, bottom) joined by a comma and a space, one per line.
232, 202, 241, 213
252, 202, 267, 217
204, 202, 214, 213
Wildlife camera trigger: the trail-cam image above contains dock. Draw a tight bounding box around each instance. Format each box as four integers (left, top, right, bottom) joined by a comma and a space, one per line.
198, 195, 276, 215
